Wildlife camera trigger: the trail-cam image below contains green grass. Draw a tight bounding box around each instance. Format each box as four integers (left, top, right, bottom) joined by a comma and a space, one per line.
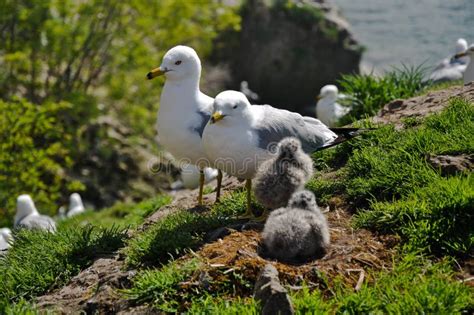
186, 296, 259, 314
309, 98, 474, 256
355, 175, 473, 257
0, 225, 127, 312
291, 254, 473, 314
124, 190, 252, 267
59, 195, 172, 229
338, 64, 427, 125
125, 258, 202, 312
124, 256, 255, 313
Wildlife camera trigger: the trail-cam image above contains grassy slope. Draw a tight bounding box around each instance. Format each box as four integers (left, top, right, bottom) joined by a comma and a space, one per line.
121, 98, 473, 313
0, 195, 171, 313
1, 97, 473, 313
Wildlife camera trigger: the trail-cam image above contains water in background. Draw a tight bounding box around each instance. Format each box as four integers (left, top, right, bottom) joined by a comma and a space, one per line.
331, 0, 473, 73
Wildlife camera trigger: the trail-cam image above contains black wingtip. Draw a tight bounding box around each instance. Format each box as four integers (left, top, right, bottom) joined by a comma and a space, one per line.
313, 127, 376, 152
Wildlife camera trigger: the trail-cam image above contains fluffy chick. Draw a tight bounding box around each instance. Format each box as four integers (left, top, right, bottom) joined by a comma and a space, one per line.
254, 137, 314, 210
261, 190, 330, 263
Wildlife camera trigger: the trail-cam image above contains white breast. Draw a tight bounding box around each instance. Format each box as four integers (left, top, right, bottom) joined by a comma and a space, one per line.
202, 120, 272, 179
157, 87, 212, 168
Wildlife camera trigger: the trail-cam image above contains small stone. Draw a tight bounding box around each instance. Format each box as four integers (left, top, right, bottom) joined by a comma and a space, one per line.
254, 264, 294, 315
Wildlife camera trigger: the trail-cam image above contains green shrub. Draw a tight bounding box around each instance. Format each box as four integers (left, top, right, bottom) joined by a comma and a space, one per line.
0, 97, 84, 226
338, 65, 426, 124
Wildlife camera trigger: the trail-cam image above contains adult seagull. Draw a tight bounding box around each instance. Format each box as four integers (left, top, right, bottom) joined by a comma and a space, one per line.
454, 44, 474, 84
147, 46, 223, 205
202, 90, 337, 218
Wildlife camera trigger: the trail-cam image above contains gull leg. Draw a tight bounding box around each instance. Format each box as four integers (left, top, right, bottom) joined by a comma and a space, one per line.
238, 179, 254, 219
198, 169, 204, 206
215, 169, 223, 203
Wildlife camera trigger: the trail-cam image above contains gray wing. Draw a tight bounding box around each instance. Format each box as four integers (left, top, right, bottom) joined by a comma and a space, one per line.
190, 109, 211, 138
19, 215, 56, 232
430, 64, 464, 82
255, 105, 337, 153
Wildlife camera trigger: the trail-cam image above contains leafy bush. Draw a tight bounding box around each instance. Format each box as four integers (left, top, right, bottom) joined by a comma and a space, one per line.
0, 97, 84, 226
338, 65, 426, 124
0, 225, 127, 311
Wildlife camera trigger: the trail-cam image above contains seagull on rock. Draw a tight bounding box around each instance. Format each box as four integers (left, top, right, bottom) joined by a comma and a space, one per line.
454, 44, 474, 84
147, 45, 223, 205
14, 195, 56, 232
202, 90, 337, 218
430, 38, 469, 83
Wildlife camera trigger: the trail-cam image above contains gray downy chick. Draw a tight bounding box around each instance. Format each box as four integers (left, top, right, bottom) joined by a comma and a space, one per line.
261, 190, 330, 263
254, 137, 314, 210
14, 194, 57, 233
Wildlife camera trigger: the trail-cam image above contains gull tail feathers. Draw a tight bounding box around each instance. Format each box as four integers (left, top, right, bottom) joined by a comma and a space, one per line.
314, 127, 376, 152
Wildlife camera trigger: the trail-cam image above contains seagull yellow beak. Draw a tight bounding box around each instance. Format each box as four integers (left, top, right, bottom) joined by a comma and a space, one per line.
454, 52, 467, 59
316, 95, 322, 101
147, 67, 165, 80
210, 111, 225, 124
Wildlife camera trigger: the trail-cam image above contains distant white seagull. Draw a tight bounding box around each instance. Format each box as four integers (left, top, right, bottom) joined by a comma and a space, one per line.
147, 45, 222, 205
14, 195, 56, 232
0, 227, 12, 254
202, 90, 337, 217
316, 85, 351, 127
66, 193, 85, 218
240, 80, 259, 102
454, 44, 474, 84
430, 38, 469, 83
171, 165, 219, 190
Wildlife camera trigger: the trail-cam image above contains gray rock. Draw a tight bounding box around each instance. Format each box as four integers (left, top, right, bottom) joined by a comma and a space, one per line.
254, 264, 294, 315
427, 154, 474, 176
212, 0, 361, 113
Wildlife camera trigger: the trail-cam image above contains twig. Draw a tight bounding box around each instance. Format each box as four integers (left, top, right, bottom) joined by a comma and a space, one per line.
355, 269, 365, 291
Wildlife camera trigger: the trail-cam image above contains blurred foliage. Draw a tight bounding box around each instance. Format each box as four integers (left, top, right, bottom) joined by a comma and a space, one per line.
0, 0, 240, 224
0, 97, 84, 226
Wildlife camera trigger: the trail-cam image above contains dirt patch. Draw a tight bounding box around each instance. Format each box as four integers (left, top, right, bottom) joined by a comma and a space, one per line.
36, 254, 133, 314
373, 82, 474, 127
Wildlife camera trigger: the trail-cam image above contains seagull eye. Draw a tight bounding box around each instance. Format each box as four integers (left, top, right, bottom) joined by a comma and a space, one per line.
175, 60, 182, 65
233, 105, 238, 109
